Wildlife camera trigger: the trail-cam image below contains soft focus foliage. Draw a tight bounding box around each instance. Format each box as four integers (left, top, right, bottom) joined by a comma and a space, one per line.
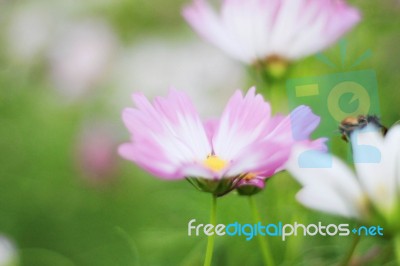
0, 0, 400, 265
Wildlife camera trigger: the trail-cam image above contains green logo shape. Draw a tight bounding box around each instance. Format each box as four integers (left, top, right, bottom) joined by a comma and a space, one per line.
287, 70, 380, 138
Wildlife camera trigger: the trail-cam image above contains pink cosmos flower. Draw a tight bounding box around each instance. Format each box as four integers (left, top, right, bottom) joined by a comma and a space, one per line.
119, 87, 325, 196
183, 0, 361, 64
236, 104, 327, 194
75, 123, 119, 185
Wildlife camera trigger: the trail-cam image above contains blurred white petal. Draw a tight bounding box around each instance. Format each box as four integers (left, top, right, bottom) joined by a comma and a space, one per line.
297, 185, 361, 219
111, 38, 245, 117
48, 20, 118, 101
0, 236, 17, 266
286, 145, 365, 219
184, 0, 360, 63
6, 5, 58, 62
352, 125, 400, 216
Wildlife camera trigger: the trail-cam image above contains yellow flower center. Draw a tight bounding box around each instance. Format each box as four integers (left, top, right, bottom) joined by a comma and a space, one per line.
242, 173, 257, 181
204, 155, 227, 172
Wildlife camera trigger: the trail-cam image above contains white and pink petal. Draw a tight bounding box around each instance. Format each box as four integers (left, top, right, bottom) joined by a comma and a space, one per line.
213, 87, 271, 161
119, 90, 212, 179
182, 0, 246, 62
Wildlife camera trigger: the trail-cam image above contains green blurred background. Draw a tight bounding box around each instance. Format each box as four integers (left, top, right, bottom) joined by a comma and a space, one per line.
0, 0, 400, 265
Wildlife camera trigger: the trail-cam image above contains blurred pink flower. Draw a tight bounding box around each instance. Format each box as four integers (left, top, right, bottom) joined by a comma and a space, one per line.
76, 124, 119, 185
183, 0, 361, 64
119, 87, 325, 195
49, 20, 118, 101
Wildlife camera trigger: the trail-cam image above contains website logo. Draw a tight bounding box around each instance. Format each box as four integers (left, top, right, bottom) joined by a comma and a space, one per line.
188, 219, 383, 241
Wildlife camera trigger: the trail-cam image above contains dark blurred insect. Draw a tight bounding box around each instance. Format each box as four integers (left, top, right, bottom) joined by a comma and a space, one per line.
339, 115, 387, 142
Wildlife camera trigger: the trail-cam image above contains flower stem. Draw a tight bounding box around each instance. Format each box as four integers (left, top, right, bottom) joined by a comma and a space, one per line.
248, 196, 275, 266
252, 67, 288, 113
339, 234, 361, 266
204, 195, 217, 266
395, 234, 400, 265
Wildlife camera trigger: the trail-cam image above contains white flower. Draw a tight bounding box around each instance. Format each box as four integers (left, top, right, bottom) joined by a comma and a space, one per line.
0, 236, 17, 266
183, 0, 361, 64
286, 125, 400, 223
